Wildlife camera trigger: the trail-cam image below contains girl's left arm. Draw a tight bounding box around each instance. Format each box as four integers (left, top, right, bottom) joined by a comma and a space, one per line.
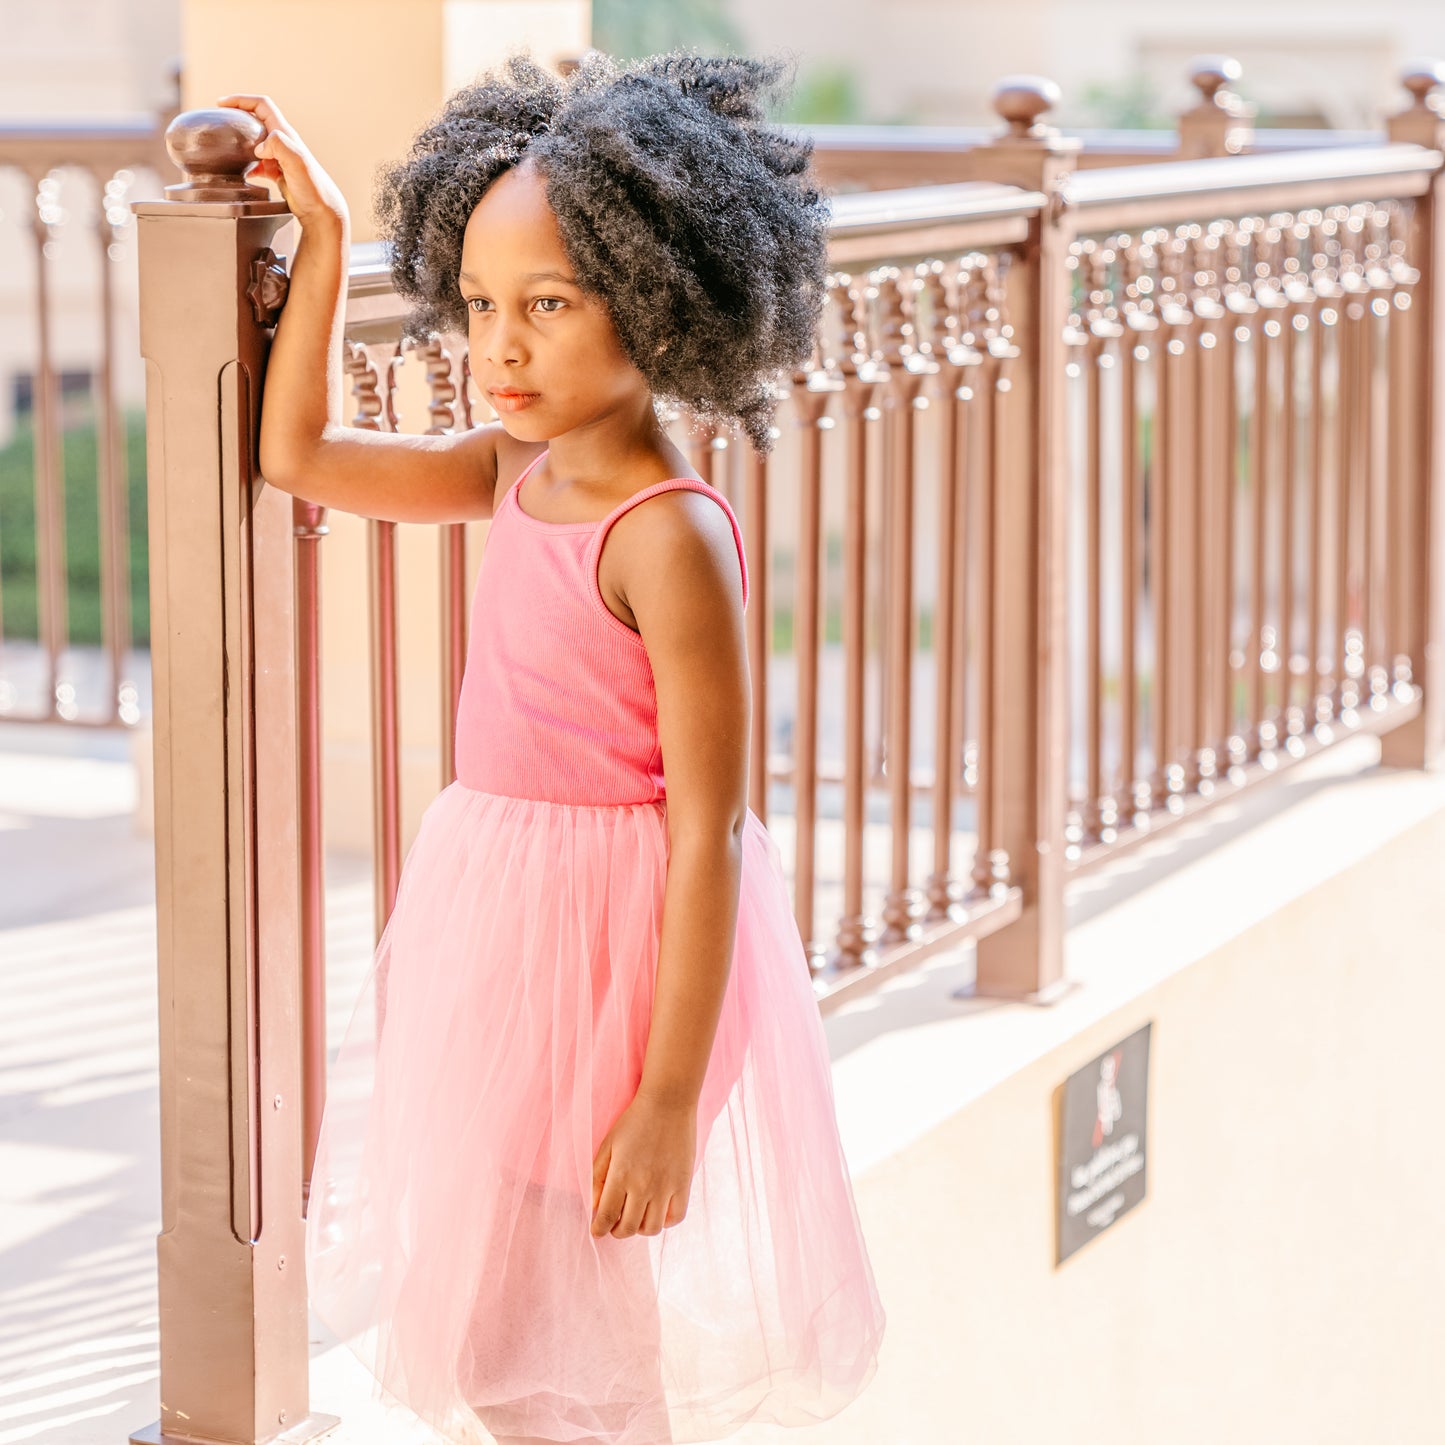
588, 489, 750, 1237
627, 492, 752, 1112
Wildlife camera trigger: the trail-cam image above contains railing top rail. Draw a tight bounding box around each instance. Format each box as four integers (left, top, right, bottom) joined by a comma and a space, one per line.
347, 238, 399, 296
0, 115, 164, 140
344, 179, 1046, 325
0, 114, 176, 172
824, 179, 1045, 262
1065, 141, 1444, 224
802, 121, 1387, 155
826, 180, 1046, 235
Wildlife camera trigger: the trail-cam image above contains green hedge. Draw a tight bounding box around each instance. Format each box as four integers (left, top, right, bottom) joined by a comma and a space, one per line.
0, 406, 150, 645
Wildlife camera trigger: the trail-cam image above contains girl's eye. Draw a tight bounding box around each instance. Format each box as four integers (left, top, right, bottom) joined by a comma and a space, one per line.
463, 297, 565, 314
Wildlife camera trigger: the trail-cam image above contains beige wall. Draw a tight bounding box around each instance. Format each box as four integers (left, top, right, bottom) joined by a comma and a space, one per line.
443, 0, 591, 96
1, 0, 177, 115
731, 802, 1445, 1444
726, 0, 1445, 129
181, 0, 589, 241
180, 0, 448, 245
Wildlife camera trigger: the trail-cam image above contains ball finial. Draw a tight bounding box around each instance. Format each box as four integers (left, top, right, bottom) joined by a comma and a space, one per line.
162, 107, 272, 202
991, 75, 1063, 139
1188, 55, 1244, 106
1398, 59, 1445, 110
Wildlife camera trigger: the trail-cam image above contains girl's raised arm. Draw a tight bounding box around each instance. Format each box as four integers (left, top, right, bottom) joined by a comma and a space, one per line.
220, 93, 504, 525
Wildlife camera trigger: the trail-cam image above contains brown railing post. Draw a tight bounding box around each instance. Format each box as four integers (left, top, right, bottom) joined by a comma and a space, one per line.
1382, 63, 1445, 771
1177, 56, 1256, 159
128, 111, 337, 1445
964, 78, 1079, 1000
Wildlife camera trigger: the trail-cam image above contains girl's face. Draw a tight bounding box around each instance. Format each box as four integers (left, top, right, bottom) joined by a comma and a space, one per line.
459, 159, 649, 440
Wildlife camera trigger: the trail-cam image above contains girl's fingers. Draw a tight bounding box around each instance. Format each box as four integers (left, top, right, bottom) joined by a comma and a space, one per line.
218, 95, 267, 119
217, 94, 295, 134
254, 131, 299, 169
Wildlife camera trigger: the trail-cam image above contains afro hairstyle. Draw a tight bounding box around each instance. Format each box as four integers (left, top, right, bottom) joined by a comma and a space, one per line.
371, 47, 832, 452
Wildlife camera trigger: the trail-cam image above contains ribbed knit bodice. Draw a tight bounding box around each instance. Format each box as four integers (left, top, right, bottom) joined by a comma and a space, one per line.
454, 448, 750, 806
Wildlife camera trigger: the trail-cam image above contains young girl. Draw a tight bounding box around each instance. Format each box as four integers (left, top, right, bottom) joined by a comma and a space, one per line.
220, 47, 885, 1445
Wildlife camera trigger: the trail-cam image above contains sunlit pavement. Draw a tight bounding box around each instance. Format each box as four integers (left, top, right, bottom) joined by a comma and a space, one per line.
0, 722, 419, 1445
7, 713, 1443, 1444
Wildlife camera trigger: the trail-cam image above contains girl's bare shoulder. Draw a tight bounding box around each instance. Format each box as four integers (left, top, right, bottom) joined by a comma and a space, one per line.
602, 480, 744, 620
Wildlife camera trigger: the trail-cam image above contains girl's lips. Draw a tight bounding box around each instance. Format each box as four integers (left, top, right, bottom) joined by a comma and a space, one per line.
489, 390, 541, 413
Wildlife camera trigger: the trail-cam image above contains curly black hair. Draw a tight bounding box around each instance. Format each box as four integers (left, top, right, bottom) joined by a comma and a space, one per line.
371, 47, 832, 452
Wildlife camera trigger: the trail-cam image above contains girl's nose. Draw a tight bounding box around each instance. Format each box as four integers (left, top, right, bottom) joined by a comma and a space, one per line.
483, 313, 529, 366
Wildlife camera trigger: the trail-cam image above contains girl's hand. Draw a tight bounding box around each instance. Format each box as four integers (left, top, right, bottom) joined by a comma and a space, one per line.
590, 1089, 696, 1238
216, 93, 350, 231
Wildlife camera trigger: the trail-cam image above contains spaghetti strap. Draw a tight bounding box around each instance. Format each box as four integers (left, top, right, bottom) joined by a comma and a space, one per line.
499, 446, 549, 511
585, 478, 750, 622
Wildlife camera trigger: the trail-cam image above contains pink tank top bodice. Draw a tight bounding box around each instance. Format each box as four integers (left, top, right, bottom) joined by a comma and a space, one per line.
454, 448, 750, 806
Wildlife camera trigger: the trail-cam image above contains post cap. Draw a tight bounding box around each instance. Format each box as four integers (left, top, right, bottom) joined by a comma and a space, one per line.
1398, 59, 1445, 111
991, 75, 1063, 139
162, 106, 272, 202
1187, 55, 1244, 105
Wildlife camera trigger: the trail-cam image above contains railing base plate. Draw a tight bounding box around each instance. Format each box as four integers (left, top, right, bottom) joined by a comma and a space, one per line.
130, 1413, 341, 1445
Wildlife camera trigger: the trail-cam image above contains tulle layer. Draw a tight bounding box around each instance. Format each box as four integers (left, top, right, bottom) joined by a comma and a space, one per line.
304, 780, 885, 1445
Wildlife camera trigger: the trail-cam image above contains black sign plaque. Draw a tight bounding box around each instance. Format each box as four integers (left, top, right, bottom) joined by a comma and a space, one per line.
1054, 1021, 1151, 1265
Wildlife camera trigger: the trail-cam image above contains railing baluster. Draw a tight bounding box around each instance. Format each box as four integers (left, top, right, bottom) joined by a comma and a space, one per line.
1148, 230, 1176, 803
924, 259, 969, 914
1384, 209, 1416, 695
969, 339, 1002, 898
92, 166, 135, 725
1119, 245, 1143, 819
1077, 241, 1107, 838
743, 438, 770, 824
1305, 221, 1328, 725
1247, 223, 1273, 757
1364, 211, 1393, 709
790, 384, 832, 957
1174, 227, 1204, 792
832, 276, 882, 971
342, 338, 405, 935
1329, 274, 1352, 716
1193, 227, 1227, 787
878, 266, 932, 942
27, 166, 67, 719
294, 499, 329, 1209
1354, 222, 1380, 709
1279, 254, 1301, 751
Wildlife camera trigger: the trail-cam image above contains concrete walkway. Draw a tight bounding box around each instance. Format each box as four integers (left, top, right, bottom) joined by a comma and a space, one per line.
4, 713, 1440, 1444
0, 721, 429, 1445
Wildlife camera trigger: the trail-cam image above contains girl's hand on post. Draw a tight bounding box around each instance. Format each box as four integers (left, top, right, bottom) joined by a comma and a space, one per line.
590, 1090, 696, 1239
216, 93, 350, 232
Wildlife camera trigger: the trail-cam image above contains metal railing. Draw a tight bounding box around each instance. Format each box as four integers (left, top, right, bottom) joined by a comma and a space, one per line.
0, 76, 178, 725
124, 56, 1444, 1445
311, 64, 1445, 1011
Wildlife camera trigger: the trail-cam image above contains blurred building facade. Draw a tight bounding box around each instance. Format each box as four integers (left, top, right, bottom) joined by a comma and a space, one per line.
730, 0, 1443, 129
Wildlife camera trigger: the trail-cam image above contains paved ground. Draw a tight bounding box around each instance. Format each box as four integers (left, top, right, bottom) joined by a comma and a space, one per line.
0, 720, 424, 1445
2, 710, 1428, 1445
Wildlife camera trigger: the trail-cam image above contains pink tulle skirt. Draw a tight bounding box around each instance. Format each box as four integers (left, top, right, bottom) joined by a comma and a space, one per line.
304, 779, 886, 1445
